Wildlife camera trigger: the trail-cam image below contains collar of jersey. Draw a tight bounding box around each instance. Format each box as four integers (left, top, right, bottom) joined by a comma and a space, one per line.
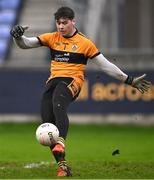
63, 29, 78, 39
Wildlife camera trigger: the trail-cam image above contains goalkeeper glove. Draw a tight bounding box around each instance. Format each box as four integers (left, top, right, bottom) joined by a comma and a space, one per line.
125, 74, 151, 94
10, 25, 28, 39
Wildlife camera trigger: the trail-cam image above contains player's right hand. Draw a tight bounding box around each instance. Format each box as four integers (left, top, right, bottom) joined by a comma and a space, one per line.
10, 25, 27, 39
131, 74, 151, 94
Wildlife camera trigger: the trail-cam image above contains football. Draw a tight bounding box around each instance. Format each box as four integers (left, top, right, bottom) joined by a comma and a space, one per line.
36, 123, 59, 146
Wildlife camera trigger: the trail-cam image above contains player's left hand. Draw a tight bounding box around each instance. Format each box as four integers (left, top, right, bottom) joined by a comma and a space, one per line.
131, 74, 151, 94
10, 25, 28, 39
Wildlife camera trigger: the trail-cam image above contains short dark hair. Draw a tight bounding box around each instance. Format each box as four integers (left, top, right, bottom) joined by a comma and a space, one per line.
54, 7, 75, 20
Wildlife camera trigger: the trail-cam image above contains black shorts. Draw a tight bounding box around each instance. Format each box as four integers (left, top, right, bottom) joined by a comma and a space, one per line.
41, 77, 79, 124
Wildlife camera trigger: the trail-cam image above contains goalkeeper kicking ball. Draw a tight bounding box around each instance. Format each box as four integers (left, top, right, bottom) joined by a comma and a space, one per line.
36, 123, 59, 146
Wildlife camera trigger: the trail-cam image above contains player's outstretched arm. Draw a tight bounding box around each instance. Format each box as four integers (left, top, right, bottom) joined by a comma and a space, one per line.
10, 25, 41, 49
94, 54, 151, 94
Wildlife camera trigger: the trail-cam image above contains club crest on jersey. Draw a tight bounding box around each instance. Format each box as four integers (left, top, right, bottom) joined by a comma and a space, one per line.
72, 44, 78, 51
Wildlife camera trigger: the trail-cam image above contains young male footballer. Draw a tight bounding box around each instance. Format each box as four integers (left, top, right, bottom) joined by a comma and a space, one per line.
10, 6, 151, 177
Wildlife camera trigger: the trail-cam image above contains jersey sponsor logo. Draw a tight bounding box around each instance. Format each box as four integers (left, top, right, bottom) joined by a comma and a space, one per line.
55, 53, 70, 62
64, 53, 70, 56
50, 48, 88, 64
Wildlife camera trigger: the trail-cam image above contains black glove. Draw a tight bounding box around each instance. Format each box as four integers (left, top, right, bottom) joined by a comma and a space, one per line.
10, 25, 27, 39
125, 74, 151, 94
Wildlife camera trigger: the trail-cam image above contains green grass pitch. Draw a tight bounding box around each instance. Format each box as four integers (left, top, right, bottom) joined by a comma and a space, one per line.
0, 122, 154, 179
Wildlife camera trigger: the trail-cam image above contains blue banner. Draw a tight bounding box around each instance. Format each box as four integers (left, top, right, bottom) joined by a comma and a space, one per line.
69, 71, 154, 114
0, 69, 153, 114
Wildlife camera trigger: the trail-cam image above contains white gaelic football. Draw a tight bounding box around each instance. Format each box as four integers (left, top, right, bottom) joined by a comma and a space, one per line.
36, 123, 59, 146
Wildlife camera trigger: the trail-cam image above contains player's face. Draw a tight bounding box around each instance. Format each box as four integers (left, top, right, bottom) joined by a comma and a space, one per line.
56, 18, 76, 37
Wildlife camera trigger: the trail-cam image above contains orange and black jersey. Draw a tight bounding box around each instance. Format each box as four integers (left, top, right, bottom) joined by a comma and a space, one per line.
38, 30, 100, 94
